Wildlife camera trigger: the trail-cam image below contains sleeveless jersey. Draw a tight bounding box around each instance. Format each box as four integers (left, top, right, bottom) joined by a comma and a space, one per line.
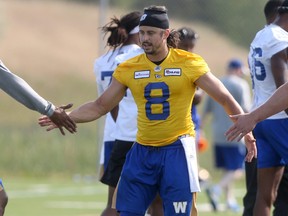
113, 48, 209, 146
248, 24, 288, 119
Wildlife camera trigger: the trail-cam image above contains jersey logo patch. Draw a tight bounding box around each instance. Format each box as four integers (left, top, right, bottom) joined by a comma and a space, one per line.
173, 201, 187, 213
164, 68, 181, 76
134, 70, 150, 79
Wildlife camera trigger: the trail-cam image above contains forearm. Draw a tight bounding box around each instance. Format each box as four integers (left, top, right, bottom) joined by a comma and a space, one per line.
197, 72, 244, 119
222, 95, 244, 118
250, 83, 288, 123
69, 77, 126, 124
0, 62, 55, 116
69, 100, 107, 123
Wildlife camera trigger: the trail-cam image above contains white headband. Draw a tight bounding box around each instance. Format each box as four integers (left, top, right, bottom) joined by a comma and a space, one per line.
129, 26, 139, 35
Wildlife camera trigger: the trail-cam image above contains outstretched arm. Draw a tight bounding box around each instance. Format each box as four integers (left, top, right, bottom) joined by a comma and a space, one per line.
226, 49, 288, 142
39, 77, 126, 130
0, 61, 55, 116
226, 82, 288, 141
0, 61, 76, 135
195, 72, 257, 161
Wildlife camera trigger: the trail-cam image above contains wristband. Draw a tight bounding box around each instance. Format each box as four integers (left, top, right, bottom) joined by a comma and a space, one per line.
45, 102, 55, 117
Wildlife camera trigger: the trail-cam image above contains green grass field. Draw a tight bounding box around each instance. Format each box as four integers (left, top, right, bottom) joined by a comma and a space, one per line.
3, 176, 245, 216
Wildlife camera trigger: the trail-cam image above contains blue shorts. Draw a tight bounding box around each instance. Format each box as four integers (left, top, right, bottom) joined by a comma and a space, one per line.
253, 119, 288, 168
116, 140, 195, 216
214, 144, 245, 170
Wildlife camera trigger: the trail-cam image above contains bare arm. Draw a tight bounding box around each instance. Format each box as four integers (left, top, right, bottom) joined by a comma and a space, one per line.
253, 82, 288, 121
67, 77, 126, 123
225, 49, 288, 142
195, 72, 257, 161
271, 49, 288, 114
195, 72, 244, 116
226, 82, 288, 141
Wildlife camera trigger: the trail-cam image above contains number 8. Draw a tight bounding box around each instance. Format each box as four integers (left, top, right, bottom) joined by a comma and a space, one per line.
144, 82, 170, 120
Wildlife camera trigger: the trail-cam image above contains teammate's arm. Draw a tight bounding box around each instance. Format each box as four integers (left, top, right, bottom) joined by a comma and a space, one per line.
226, 81, 288, 142
271, 48, 288, 115
0, 61, 76, 135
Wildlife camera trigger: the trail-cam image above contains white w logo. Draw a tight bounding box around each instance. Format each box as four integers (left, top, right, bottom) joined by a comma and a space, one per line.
173, 201, 187, 214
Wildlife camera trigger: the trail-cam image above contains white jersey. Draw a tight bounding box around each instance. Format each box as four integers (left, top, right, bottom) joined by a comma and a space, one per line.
111, 47, 144, 141
248, 24, 288, 119
94, 44, 142, 142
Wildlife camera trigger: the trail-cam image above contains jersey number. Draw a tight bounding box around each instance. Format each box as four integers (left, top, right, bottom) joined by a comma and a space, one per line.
144, 82, 170, 120
101, 71, 113, 84
101, 70, 127, 96
251, 47, 266, 88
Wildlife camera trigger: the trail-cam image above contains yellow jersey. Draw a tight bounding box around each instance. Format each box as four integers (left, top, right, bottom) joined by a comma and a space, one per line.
113, 48, 209, 146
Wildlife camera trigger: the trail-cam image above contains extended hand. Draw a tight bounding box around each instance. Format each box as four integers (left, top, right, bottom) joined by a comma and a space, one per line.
39, 103, 76, 135
244, 132, 257, 162
225, 113, 257, 142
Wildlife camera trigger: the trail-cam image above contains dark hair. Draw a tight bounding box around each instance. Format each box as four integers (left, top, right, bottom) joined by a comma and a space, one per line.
167, 29, 180, 48
177, 27, 199, 41
264, 0, 284, 19
101, 11, 142, 49
144, 5, 167, 13
278, 0, 288, 14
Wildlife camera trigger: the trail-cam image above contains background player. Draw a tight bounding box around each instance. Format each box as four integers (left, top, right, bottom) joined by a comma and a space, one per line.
93, 11, 143, 216
227, 1, 288, 215
0, 60, 76, 215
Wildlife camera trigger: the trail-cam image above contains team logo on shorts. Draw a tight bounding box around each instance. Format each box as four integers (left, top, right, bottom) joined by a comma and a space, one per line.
173, 201, 187, 213
134, 70, 150, 79
164, 68, 181, 76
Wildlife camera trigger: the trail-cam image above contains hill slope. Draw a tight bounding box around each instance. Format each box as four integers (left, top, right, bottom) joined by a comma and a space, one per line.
0, 0, 251, 181
0, 0, 249, 123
